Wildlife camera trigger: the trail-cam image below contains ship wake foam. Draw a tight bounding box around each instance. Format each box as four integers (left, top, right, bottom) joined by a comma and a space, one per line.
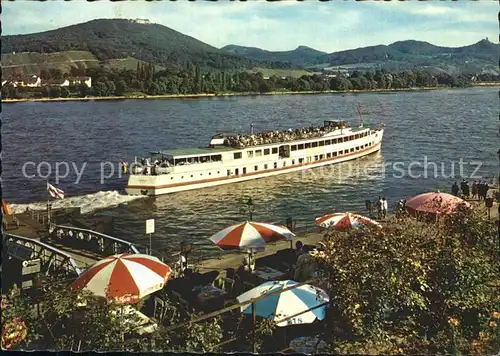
9, 190, 145, 215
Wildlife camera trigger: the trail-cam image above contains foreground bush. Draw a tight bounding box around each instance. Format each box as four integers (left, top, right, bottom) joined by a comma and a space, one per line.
1, 276, 222, 352
314, 205, 499, 354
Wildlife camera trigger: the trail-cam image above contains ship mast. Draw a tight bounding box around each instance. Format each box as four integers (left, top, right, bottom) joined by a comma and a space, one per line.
357, 103, 364, 128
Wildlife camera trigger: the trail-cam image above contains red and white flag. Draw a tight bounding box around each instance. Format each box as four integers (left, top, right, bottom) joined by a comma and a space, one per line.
47, 183, 64, 199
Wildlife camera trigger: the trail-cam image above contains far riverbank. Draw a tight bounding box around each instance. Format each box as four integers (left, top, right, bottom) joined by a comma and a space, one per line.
0, 86, 470, 104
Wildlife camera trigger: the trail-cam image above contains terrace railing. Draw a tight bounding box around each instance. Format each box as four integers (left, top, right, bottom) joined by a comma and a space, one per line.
3, 233, 82, 277
50, 224, 144, 257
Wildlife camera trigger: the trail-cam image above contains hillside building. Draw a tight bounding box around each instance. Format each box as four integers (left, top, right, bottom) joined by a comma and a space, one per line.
9, 75, 42, 88
44, 79, 70, 87
68, 76, 92, 88
44, 76, 92, 88
131, 18, 151, 24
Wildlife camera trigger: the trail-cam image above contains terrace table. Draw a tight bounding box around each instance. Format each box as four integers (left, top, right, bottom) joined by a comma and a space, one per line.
253, 266, 286, 282
195, 285, 228, 306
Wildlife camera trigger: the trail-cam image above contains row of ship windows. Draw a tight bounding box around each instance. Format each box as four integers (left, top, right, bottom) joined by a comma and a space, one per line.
172, 142, 375, 180
234, 131, 370, 159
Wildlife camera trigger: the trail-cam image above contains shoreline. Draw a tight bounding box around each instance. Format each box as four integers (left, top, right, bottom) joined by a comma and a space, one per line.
3, 84, 498, 104
3, 85, 494, 104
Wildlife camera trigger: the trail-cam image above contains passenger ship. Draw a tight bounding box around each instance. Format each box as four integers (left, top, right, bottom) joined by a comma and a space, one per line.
125, 120, 384, 196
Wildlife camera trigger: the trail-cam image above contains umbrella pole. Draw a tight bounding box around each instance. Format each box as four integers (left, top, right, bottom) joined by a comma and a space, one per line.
252, 301, 256, 353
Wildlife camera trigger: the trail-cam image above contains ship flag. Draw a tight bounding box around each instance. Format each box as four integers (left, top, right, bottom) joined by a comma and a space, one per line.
47, 183, 64, 199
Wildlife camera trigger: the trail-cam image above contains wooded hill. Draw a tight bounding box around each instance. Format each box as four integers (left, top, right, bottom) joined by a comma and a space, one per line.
2, 18, 498, 78
1, 19, 291, 74
222, 39, 500, 75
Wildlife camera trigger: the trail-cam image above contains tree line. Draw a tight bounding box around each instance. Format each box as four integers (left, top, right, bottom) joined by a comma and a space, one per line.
2, 62, 496, 99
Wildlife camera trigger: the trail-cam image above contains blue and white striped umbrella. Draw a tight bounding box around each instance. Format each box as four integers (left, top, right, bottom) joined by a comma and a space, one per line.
236, 280, 329, 327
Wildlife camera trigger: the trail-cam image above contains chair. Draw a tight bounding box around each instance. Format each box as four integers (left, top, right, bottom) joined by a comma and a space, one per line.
171, 290, 182, 302
225, 268, 236, 279
177, 297, 189, 313
222, 277, 235, 295
153, 297, 166, 323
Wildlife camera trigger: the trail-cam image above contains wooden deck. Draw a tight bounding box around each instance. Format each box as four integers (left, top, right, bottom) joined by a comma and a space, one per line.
196, 230, 325, 273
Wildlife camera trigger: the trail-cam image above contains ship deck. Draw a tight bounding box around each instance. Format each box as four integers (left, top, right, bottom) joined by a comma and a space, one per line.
154, 146, 235, 157
153, 125, 375, 158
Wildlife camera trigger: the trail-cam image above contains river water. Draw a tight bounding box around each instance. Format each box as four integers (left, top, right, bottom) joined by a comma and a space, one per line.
3, 87, 498, 261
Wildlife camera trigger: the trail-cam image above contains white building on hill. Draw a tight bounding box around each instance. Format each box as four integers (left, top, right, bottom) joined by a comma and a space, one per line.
68, 77, 92, 88
131, 18, 151, 24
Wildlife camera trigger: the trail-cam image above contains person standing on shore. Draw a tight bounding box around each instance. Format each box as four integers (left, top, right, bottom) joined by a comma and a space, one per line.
382, 197, 388, 219
376, 196, 383, 219
460, 180, 467, 199
483, 182, 490, 200
478, 181, 486, 200
451, 182, 459, 196
365, 200, 373, 217
463, 181, 470, 199
471, 181, 478, 199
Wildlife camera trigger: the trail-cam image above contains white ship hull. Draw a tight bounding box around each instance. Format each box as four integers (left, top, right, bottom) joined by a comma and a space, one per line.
126, 128, 384, 196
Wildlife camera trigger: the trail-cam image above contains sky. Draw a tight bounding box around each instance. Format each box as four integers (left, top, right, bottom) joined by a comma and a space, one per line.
2, 0, 498, 53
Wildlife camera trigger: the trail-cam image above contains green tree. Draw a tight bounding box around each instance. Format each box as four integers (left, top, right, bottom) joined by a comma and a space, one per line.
50, 86, 62, 98
92, 82, 108, 96
39, 68, 50, 80
60, 87, 70, 98
375, 70, 386, 89
1, 85, 11, 98
78, 83, 89, 97
148, 82, 159, 95
2, 276, 224, 352
1, 285, 41, 349
106, 81, 116, 96
48, 68, 63, 79
115, 80, 128, 96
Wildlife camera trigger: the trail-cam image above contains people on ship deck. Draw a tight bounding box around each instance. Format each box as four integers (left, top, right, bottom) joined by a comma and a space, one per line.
222, 122, 349, 149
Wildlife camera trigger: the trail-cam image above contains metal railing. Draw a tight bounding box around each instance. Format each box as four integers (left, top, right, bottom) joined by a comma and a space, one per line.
27, 208, 49, 226
3, 233, 82, 276
51, 225, 142, 257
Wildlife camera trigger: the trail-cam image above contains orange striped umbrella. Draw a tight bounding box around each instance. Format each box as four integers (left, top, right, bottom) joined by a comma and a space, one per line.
315, 212, 381, 230
209, 221, 295, 251
71, 254, 172, 304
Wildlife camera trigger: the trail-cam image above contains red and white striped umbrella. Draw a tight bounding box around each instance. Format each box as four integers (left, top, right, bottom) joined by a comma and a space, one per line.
209, 221, 295, 251
405, 192, 471, 216
71, 254, 172, 304
315, 212, 381, 230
